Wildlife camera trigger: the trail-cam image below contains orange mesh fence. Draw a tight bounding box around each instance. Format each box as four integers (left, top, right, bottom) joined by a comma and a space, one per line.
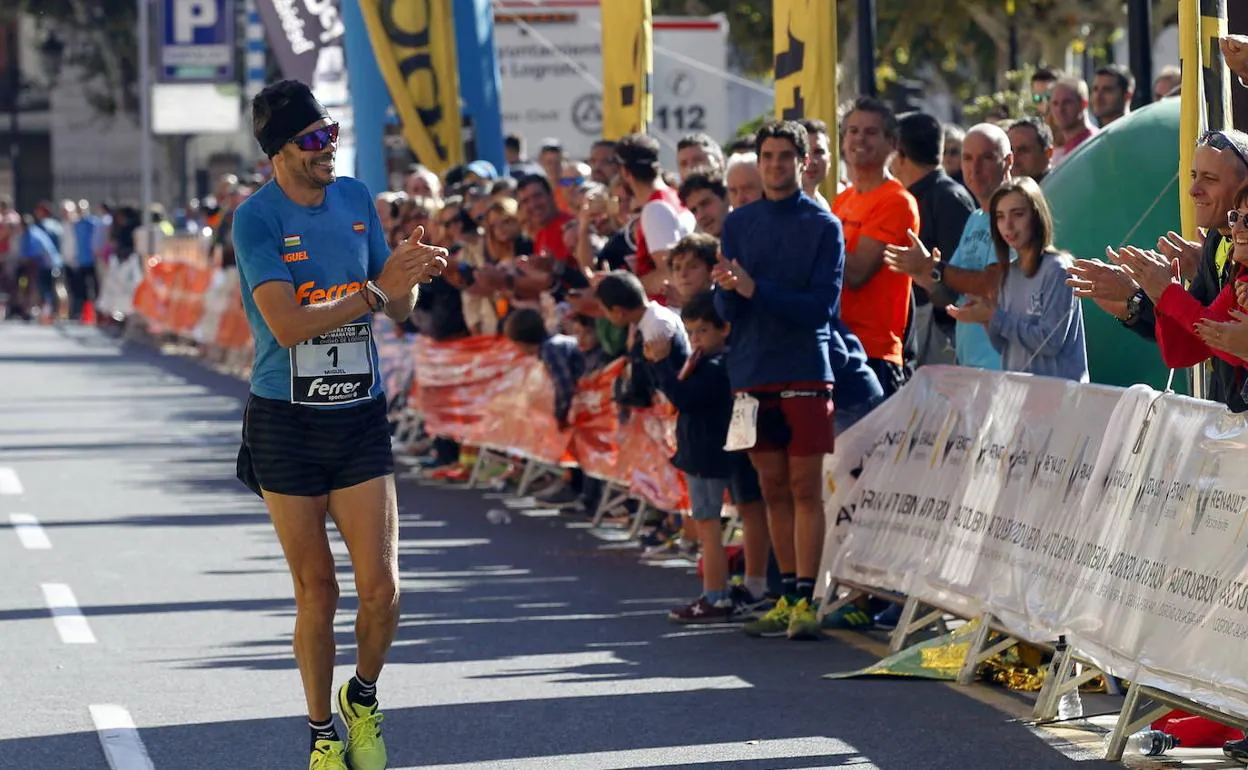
137, 268, 693, 513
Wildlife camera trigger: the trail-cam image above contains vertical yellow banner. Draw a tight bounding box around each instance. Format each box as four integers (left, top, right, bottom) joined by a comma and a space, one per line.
1179, 0, 1199, 240
601, 0, 653, 140
773, 0, 839, 198
357, 0, 464, 175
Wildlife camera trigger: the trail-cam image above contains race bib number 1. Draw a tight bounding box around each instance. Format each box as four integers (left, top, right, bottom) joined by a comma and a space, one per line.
724, 393, 759, 451
290, 322, 375, 406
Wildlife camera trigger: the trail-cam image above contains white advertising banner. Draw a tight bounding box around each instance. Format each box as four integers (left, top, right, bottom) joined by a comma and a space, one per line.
492, 1, 730, 168
821, 366, 1248, 719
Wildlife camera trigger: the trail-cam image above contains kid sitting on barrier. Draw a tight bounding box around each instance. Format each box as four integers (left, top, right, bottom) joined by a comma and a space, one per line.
645, 291, 738, 623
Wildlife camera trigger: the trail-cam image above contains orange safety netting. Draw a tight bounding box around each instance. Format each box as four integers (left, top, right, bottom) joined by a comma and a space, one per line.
130, 268, 693, 513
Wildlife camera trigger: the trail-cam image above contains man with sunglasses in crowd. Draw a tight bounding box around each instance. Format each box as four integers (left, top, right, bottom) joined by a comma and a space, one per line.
1068, 128, 1248, 412
232, 79, 448, 770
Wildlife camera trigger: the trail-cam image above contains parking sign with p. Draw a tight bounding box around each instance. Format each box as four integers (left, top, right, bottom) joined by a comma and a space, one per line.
159, 0, 235, 83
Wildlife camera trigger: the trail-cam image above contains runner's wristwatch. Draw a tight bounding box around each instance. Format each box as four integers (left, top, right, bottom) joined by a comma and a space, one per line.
930, 259, 946, 284
1124, 288, 1145, 325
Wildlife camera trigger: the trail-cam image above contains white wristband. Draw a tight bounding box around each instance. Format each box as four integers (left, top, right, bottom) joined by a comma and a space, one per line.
365, 280, 389, 310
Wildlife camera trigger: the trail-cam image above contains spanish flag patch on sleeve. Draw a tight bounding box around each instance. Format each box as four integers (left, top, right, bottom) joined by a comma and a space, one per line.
283, 235, 301, 248
352, 222, 366, 233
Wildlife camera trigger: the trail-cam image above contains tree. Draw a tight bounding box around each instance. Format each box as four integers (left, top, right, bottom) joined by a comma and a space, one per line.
9, 0, 139, 119
657, 0, 1183, 110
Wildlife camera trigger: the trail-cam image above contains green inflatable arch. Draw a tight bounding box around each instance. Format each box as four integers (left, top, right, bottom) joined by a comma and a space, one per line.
1042, 97, 1185, 391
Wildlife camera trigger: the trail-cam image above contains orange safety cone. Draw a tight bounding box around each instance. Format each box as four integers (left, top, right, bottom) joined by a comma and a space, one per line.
81, 300, 96, 326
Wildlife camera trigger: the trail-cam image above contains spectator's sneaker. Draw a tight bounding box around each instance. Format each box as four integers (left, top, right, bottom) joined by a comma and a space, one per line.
820, 604, 875, 630
536, 485, 579, 505
874, 603, 904, 630
309, 739, 349, 770
787, 599, 821, 640
1224, 736, 1248, 764
743, 597, 794, 638
336, 684, 387, 770
637, 528, 675, 548
729, 584, 772, 620
668, 596, 733, 624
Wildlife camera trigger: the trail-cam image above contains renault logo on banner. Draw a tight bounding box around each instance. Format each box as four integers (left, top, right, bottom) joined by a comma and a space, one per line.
357, 0, 463, 174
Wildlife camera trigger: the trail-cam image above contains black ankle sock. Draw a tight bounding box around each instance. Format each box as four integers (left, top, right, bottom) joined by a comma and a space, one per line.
348, 671, 378, 706
309, 717, 339, 750
780, 573, 797, 600
795, 577, 816, 602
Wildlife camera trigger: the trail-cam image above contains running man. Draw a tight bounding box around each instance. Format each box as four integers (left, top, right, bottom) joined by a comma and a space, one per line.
232, 80, 448, 770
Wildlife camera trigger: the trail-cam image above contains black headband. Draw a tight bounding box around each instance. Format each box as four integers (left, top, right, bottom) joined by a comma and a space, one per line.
258, 89, 329, 157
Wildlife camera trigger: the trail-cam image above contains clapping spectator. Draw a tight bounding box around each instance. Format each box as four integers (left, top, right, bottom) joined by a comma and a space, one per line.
947, 178, 1088, 381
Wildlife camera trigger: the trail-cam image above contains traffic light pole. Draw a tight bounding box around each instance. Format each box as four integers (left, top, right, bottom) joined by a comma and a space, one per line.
7, 21, 20, 208
1128, 0, 1153, 108
857, 0, 877, 97
138, 0, 153, 243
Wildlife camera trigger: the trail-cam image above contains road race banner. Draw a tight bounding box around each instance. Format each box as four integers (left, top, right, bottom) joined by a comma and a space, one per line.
600, 0, 653, 140
254, 0, 346, 101
357, 0, 463, 175
771, 0, 838, 197
820, 366, 1248, 718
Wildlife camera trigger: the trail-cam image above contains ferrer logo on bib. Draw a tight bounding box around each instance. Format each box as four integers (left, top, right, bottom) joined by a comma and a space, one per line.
290, 323, 376, 406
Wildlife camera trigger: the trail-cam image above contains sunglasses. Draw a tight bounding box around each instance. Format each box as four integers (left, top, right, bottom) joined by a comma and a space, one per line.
1229, 210, 1248, 228
1032, 92, 1051, 104
559, 175, 585, 188
289, 123, 340, 152
1200, 129, 1248, 170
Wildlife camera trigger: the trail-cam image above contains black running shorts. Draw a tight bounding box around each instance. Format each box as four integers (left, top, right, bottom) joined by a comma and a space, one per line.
236, 394, 394, 498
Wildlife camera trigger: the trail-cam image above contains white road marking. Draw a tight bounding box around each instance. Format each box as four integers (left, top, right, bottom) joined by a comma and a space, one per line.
90, 705, 156, 770
395, 736, 879, 769
0, 467, 23, 495
42, 583, 96, 644
10, 514, 51, 549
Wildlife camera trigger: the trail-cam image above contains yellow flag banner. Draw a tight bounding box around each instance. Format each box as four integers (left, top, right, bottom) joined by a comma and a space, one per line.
1179, 0, 1232, 240
773, 0, 838, 198
357, 0, 463, 175
601, 0, 653, 140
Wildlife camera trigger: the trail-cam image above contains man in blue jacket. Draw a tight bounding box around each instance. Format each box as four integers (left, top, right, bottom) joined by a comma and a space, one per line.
712, 120, 845, 641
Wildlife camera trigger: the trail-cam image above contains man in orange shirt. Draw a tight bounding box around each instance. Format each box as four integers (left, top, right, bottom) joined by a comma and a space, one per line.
832, 97, 921, 395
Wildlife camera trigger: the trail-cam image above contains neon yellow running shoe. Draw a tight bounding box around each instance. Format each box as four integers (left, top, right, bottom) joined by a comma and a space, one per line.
337, 684, 388, 770
309, 739, 348, 770
743, 596, 793, 638
787, 598, 821, 641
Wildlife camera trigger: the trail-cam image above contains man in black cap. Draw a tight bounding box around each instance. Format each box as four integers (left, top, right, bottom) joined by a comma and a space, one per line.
232, 79, 447, 770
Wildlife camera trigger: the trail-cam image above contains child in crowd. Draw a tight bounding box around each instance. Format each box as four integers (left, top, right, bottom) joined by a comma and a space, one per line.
645, 291, 737, 622
570, 313, 614, 373
667, 232, 718, 308
503, 308, 586, 431
595, 270, 696, 556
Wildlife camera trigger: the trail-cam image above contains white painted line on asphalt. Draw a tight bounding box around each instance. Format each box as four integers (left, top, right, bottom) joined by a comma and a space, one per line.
10, 514, 51, 549
90, 704, 157, 770
41, 583, 96, 644
395, 736, 879, 769
0, 467, 23, 495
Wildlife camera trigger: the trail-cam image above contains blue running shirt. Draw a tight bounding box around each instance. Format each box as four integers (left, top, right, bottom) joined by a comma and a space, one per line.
232, 177, 390, 408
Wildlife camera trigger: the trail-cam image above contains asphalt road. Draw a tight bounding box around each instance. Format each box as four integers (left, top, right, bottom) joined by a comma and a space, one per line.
0, 323, 1121, 770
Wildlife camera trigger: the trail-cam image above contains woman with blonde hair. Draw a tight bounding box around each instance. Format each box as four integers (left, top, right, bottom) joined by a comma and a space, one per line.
948, 176, 1088, 381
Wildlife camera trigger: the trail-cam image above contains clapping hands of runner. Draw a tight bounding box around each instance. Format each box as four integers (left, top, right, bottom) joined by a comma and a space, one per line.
392, 225, 449, 287
946, 295, 995, 325
711, 251, 755, 298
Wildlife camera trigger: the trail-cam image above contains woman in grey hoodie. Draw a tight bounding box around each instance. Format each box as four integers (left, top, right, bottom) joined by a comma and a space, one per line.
946, 177, 1089, 382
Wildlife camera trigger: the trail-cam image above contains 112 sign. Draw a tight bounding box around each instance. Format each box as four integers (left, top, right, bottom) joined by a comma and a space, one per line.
654, 104, 706, 132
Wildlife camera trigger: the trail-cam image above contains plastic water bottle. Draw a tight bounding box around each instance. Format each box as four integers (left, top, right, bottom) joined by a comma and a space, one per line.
486, 508, 511, 525
1057, 688, 1084, 720
1125, 730, 1180, 756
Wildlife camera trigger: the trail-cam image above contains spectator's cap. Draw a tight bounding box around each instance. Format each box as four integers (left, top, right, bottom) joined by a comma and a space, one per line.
539, 138, 563, 154
443, 163, 468, 189
466, 160, 498, 181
